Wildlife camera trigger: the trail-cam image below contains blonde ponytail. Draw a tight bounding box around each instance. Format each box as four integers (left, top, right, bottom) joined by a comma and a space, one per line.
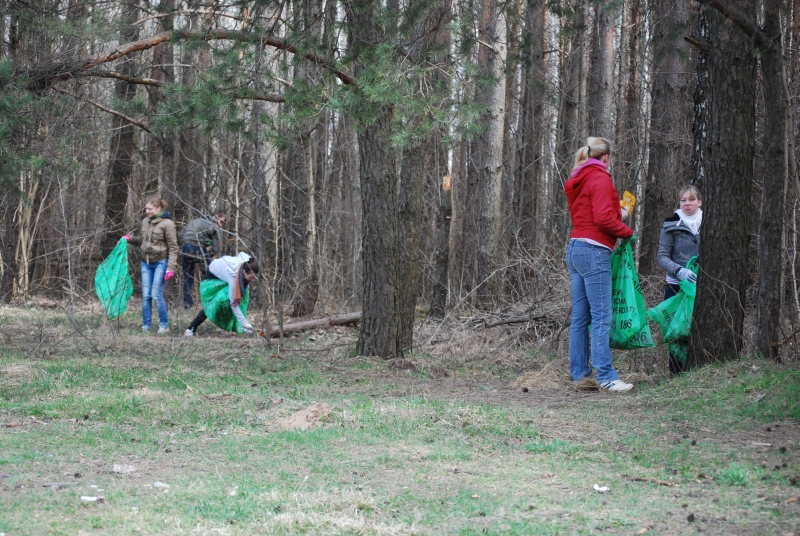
572, 137, 611, 172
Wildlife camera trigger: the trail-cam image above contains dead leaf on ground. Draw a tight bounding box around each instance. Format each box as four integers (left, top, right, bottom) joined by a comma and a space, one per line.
270, 402, 331, 431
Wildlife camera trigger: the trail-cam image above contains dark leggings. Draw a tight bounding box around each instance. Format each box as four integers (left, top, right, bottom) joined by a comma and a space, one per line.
664, 282, 684, 374
188, 310, 207, 331
187, 270, 217, 332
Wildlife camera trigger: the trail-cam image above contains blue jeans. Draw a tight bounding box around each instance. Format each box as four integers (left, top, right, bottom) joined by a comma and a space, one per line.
141, 259, 169, 330
181, 244, 211, 308
566, 240, 620, 383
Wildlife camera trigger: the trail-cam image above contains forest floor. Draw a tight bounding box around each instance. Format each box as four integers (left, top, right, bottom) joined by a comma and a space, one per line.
1, 301, 799, 535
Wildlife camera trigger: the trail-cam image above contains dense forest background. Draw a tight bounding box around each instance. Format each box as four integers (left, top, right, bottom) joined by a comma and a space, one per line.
1, 0, 798, 363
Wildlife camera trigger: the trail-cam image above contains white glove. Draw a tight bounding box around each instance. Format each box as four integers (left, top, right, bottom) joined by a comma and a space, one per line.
677, 268, 697, 283
621, 208, 629, 221
243, 327, 254, 334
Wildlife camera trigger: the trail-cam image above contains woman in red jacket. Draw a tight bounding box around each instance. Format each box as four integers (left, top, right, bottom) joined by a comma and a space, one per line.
564, 137, 634, 392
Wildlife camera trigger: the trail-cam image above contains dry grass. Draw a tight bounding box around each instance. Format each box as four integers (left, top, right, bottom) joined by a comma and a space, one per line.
508, 360, 571, 391
0, 364, 43, 385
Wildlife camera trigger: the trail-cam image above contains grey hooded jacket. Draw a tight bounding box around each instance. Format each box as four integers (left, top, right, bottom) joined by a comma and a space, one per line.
657, 212, 700, 279
179, 215, 223, 255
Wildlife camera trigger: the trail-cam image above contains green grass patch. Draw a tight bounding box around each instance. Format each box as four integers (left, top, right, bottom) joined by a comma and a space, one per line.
1, 310, 799, 534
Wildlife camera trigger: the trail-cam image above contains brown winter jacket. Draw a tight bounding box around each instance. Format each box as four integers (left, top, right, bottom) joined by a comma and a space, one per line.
128, 213, 179, 273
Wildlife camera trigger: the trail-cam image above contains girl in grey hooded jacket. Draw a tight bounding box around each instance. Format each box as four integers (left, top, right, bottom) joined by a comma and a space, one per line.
657, 185, 702, 373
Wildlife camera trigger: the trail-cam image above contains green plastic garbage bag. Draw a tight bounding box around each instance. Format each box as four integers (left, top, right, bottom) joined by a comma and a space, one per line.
199, 279, 250, 333
609, 240, 655, 349
95, 238, 134, 320
646, 257, 698, 363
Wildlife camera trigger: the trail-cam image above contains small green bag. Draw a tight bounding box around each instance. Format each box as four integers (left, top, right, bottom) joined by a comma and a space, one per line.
609, 240, 655, 349
646, 257, 698, 362
95, 238, 134, 320
199, 279, 250, 333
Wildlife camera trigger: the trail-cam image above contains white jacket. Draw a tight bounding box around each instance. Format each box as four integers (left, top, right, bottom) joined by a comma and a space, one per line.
208, 253, 253, 329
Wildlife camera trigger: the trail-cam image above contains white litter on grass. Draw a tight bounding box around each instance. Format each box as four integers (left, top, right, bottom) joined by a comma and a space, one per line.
81, 496, 102, 502
593, 484, 609, 493
153, 482, 170, 489
112, 464, 136, 474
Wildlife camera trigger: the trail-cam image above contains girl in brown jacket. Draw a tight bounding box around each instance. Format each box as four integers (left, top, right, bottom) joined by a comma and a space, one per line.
124, 196, 178, 333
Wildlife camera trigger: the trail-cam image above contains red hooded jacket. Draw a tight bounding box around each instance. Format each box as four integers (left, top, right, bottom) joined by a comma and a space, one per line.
564, 159, 633, 249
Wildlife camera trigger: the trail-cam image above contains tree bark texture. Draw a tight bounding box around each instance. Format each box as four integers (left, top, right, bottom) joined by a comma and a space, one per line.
286, 131, 319, 317
514, 0, 546, 256
554, 2, 586, 246
476, 3, 507, 309
614, 0, 643, 194
101, 0, 139, 257
356, 108, 400, 358
397, 0, 451, 351
146, 0, 175, 200
430, 174, 453, 318
688, 0, 756, 367
755, 0, 790, 360
346, 0, 401, 358
640, 0, 691, 276
283, 0, 322, 317
586, 0, 615, 137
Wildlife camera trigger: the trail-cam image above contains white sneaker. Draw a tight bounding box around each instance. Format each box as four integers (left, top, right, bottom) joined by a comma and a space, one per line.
141, 326, 150, 332
157, 327, 170, 335
599, 380, 634, 392
184, 328, 194, 337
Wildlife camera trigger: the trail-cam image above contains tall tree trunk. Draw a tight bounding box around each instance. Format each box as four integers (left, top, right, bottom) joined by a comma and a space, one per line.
101, 0, 140, 256
554, 2, 586, 245
640, 0, 691, 276
475, 1, 507, 308
513, 0, 546, 261
688, 0, 756, 367
356, 107, 399, 357
287, 131, 319, 316
346, 0, 401, 358
285, 0, 322, 317
174, 10, 207, 224
398, 0, 451, 348
251, 99, 277, 292
398, 139, 425, 347
586, 0, 614, 136
755, 0, 791, 360
147, 0, 175, 199
614, 0, 642, 193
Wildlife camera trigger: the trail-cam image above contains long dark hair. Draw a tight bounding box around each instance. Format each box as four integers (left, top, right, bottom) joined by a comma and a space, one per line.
243, 259, 259, 275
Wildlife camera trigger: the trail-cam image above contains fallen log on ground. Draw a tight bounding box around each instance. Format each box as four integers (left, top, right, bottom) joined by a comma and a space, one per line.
266, 312, 361, 337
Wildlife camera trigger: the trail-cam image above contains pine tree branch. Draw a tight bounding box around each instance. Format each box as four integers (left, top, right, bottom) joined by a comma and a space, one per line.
82, 71, 286, 102
24, 30, 357, 91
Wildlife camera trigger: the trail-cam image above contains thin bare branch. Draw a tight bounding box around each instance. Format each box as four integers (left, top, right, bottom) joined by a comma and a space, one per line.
87, 70, 164, 86
54, 88, 154, 134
